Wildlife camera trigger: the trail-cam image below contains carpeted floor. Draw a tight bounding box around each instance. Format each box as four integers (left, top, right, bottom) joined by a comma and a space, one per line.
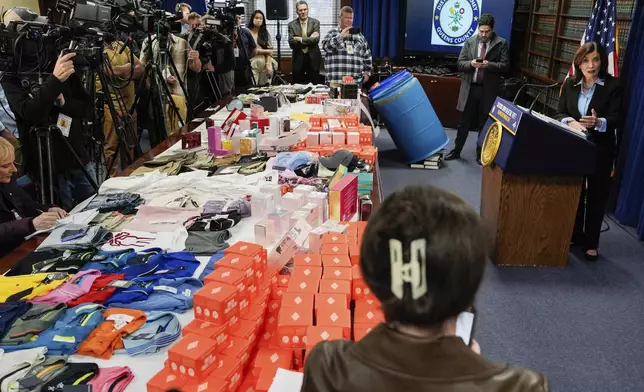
376, 129, 644, 392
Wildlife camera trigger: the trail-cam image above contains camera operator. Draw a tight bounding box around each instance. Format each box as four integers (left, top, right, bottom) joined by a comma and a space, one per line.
188, 12, 202, 31
99, 36, 143, 177
197, 15, 235, 101
140, 31, 202, 135
176, 2, 192, 34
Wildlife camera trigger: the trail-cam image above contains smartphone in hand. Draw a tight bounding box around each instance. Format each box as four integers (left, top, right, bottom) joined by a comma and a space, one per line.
455, 308, 477, 346
475, 58, 484, 63
349, 27, 361, 35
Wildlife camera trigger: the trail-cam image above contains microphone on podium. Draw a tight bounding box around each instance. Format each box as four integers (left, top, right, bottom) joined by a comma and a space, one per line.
528, 82, 561, 114
512, 80, 560, 106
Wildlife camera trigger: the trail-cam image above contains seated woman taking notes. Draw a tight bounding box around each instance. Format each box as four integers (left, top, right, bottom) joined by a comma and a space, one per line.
248, 10, 279, 86
555, 41, 622, 261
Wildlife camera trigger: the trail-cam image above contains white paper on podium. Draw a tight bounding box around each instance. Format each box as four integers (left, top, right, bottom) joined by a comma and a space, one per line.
268, 368, 304, 392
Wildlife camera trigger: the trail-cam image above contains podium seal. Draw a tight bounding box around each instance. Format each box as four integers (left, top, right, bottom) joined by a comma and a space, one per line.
481, 121, 502, 166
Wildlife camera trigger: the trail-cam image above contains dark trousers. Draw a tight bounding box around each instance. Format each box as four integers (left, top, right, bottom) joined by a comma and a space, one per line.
293, 55, 319, 84
573, 149, 614, 249
454, 84, 487, 155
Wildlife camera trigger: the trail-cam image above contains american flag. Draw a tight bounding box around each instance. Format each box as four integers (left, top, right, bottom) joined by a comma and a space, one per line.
564, 0, 619, 83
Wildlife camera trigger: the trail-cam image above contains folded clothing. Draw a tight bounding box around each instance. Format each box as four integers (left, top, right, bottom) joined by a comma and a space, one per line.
120, 312, 181, 356
198, 251, 225, 281
0, 273, 69, 302
184, 231, 232, 256
87, 366, 134, 392
8, 355, 68, 392
186, 211, 242, 232
30, 270, 101, 305
203, 198, 251, 218
81, 248, 162, 273
5, 249, 96, 276
0, 303, 67, 347
102, 281, 155, 307
9, 303, 105, 355
37, 225, 110, 251
76, 308, 146, 359
42, 362, 99, 391
92, 212, 134, 232
83, 192, 143, 214
121, 251, 201, 282
0, 347, 47, 392
109, 278, 203, 313
0, 302, 32, 340
66, 273, 125, 307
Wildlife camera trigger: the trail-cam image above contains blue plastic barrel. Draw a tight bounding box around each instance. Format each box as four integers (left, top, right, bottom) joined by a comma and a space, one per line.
370, 70, 448, 164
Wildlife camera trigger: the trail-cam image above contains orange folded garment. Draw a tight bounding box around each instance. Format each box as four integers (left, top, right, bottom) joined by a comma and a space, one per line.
76, 308, 146, 359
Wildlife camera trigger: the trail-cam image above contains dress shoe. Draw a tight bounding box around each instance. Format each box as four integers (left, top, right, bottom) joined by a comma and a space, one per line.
476, 157, 482, 166
584, 249, 599, 262
444, 150, 461, 161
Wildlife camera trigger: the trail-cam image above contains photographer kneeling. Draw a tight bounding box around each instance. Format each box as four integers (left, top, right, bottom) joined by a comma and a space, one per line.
302, 185, 548, 392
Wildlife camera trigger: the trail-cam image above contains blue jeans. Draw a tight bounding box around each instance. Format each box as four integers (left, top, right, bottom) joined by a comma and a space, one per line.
57, 162, 97, 210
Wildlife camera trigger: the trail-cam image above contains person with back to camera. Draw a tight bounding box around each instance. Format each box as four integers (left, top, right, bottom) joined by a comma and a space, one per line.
555, 41, 622, 262
301, 185, 548, 392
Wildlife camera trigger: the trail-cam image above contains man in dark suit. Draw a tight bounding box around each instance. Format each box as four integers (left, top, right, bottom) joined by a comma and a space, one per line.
288, 1, 322, 84
445, 14, 509, 163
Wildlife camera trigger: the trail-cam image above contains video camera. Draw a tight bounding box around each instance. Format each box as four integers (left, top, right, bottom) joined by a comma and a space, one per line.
205, 0, 245, 37
186, 23, 235, 74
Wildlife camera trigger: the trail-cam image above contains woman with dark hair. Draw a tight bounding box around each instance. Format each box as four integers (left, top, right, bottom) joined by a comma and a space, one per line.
555, 41, 622, 261
302, 185, 548, 392
247, 10, 278, 85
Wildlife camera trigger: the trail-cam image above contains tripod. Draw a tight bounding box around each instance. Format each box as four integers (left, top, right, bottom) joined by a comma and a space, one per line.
271, 20, 288, 86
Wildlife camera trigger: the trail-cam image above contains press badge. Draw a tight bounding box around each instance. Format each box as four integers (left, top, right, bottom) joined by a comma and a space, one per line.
234, 48, 240, 57
57, 113, 72, 137
346, 44, 355, 55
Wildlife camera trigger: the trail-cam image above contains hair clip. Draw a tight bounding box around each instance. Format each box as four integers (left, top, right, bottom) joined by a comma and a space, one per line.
389, 239, 428, 300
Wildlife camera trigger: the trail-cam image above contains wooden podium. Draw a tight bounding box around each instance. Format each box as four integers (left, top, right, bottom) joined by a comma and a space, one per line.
477, 98, 597, 267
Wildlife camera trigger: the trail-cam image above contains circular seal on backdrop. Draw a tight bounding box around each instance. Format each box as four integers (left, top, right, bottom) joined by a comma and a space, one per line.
434, 0, 480, 45
481, 121, 503, 166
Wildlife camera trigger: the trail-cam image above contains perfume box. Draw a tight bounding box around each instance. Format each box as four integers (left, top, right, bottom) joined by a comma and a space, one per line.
328, 174, 358, 221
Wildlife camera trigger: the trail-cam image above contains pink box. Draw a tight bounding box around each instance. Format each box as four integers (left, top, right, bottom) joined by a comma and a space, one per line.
306, 132, 319, 147
319, 132, 332, 145
332, 131, 345, 145
329, 175, 358, 222
346, 131, 360, 145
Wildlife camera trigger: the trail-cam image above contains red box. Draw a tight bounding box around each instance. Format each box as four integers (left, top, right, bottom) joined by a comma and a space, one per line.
270, 286, 285, 300
318, 279, 351, 295
293, 349, 304, 370
258, 329, 276, 347
194, 282, 239, 325
293, 254, 322, 267
222, 337, 253, 367
183, 376, 227, 392
286, 276, 320, 294
168, 333, 219, 379
281, 292, 315, 311
212, 354, 243, 391
204, 267, 246, 293
346, 222, 359, 238
278, 307, 313, 348
315, 293, 350, 310
328, 175, 358, 222
238, 379, 258, 392
225, 241, 267, 273
256, 367, 278, 392
352, 278, 373, 300
147, 368, 187, 392
216, 254, 255, 287
348, 243, 360, 266
354, 326, 375, 341
305, 326, 344, 349
182, 320, 229, 347
264, 313, 279, 331
242, 302, 267, 330
354, 301, 385, 325
230, 319, 259, 346
322, 233, 347, 244
291, 265, 323, 280
322, 255, 352, 269
316, 308, 351, 340
267, 300, 281, 315
277, 275, 291, 287
254, 348, 293, 370
322, 266, 352, 281
321, 243, 349, 256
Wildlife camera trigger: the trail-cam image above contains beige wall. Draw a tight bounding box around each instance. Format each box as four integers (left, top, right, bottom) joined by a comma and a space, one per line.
1, 0, 41, 14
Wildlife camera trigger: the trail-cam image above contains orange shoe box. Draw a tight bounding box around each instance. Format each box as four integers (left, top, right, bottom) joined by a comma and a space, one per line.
270, 286, 285, 300
222, 337, 253, 368
264, 312, 279, 331
315, 293, 350, 310
242, 303, 267, 330
238, 379, 258, 392
247, 281, 259, 301
254, 348, 293, 370
286, 276, 320, 294
318, 279, 351, 296
255, 366, 279, 392
348, 243, 360, 266
322, 266, 352, 281
321, 243, 349, 256
322, 233, 347, 244
346, 222, 359, 239
216, 254, 256, 287
258, 329, 276, 347
267, 300, 281, 315
230, 319, 259, 346
293, 254, 322, 267
182, 320, 228, 347
354, 326, 375, 341
293, 349, 304, 370
225, 241, 267, 276
147, 368, 187, 392
211, 354, 243, 392
204, 267, 246, 295
321, 255, 351, 268
316, 308, 351, 340
183, 375, 227, 392
354, 300, 385, 325
305, 326, 344, 350
281, 292, 315, 311
168, 333, 218, 379
351, 265, 373, 300
194, 282, 239, 325
277, 275, 291, 287
278, 307, 313, 348
291, 265, 323, 281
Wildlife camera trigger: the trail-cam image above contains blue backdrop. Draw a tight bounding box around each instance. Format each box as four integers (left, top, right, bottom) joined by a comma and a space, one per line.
615, 0, 644, 240
353, 0, 402, 58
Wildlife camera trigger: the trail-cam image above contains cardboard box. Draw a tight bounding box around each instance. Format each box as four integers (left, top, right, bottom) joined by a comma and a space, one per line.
318, 279, 352, 296
354, 300, 385, 326
321, 243, 349, 257
216, 254, 255, 287
286, 276, 320, 294
293, 254, 322, 267
222, 337, 253, 367
183, 376, 227, 392
322, 233, 347, 244
230, 319, 259, 347
305, 326, 344, 349
329, 175, 358, 221
147, 368, 187, 392
212, 354, 243, 392
291, 265, 323, 281
281, 292, 315, 312
315, 293, 350, 310
168, 333, 218, 379
194, 283, 239, 325
322, 266, 352, 281
182, 320, 228, 347
348, 243, 360, 266
204, 267, 246, 297
225, 241, 267, 276
354, 326, 375, 341
322, 255, 352, 268
254, 348, 293, 370
316, 307, 351, 339
278, 306, 313, 348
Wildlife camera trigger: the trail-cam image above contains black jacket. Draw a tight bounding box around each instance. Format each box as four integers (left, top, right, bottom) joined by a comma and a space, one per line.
1, 74, 93, 175
288, 18, 322, 73
0, 180, 50, 258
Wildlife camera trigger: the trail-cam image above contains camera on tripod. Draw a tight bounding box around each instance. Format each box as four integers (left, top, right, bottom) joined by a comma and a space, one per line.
206, 0, 245, 37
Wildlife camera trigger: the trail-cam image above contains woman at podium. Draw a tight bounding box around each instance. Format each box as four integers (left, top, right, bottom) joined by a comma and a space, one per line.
556, 41, 622, 261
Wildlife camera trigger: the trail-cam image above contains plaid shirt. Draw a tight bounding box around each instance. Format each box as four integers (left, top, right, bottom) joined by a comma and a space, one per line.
321, 27, 372, 85
141, 34, 193, 96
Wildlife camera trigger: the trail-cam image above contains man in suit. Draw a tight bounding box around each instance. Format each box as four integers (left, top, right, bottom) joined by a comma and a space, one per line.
288, 1, 322, 84
445, 13, 509, 164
